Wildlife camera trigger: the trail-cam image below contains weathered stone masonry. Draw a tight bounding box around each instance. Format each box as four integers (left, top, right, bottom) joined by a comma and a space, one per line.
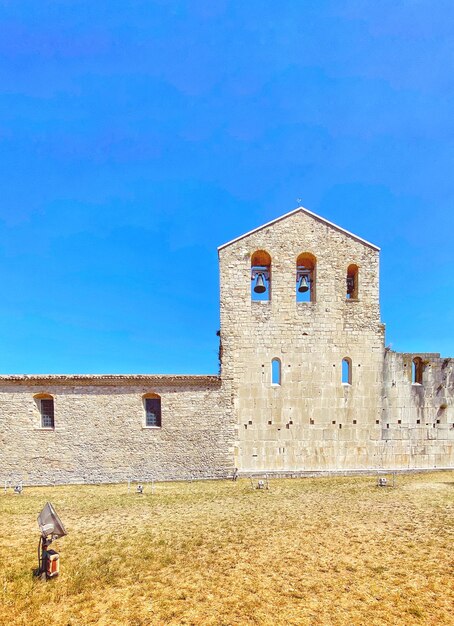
218, 208, 454, 473
0, 375, 234, 485
1, 207, 453, 485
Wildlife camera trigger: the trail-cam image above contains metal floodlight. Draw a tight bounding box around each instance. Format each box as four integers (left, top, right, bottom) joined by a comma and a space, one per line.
36, 502, 67, 580
38, 502, 67, 540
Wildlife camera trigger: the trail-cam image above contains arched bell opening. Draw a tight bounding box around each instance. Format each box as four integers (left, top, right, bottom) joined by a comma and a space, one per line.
296, 253, 316, 302
412, 357, 423, 385
346, 264, 359, 299
251, 250, 271, 301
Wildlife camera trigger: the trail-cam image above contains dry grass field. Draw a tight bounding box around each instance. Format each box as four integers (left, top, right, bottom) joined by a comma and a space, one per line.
1, 472, 453, 626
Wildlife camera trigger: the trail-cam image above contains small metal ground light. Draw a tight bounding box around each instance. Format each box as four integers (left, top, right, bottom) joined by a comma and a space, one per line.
3, 479, 24, 495
250, 474, 270, 490
127, 479, 154, 495
376, 472, 396, 488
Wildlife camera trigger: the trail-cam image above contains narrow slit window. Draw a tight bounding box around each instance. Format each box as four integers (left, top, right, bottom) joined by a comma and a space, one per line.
40, 398, 55, 428
144, 395, 162, 427
342, 358, 352, 384
296, 253, 316, 302
251, 250, 271, 301
412, 358, 423, 385
271, 358, 281, 385
346, 264, 359, 299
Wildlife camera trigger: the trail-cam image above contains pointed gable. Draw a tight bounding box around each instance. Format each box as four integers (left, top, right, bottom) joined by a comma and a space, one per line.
218, 206, 380, 252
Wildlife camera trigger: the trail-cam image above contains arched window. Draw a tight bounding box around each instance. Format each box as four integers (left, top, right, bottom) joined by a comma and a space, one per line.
342, 358, 352, 385
251, 250, 271, 301
271, 358, 281, 385
346, 264, 359, 299
296, 253, 316, 302
143, 393, 162, 427
412, 358, 423, 385
34, 394, 55, 429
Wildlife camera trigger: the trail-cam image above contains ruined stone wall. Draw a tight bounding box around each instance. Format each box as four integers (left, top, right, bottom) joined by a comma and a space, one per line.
219, 210, 386, 472
381, 352, 454, 468
0, 375, 234, 486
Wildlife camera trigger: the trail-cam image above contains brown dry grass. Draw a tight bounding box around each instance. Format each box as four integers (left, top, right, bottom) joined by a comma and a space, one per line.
1, 472, 453, 626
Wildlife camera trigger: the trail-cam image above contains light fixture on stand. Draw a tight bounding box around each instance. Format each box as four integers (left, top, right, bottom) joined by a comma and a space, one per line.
36, 502, 67, 580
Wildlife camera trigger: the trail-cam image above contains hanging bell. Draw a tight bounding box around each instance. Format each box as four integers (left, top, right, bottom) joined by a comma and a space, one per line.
253, 273, 266, 293
298, 275, 309, 293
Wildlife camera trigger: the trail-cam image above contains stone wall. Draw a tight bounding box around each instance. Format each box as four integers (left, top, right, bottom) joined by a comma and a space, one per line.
381, 351, 454, 469
0, 375, 235, 486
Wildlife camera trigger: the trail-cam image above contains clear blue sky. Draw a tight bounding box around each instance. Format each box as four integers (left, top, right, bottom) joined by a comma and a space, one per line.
0, 1, 452, 374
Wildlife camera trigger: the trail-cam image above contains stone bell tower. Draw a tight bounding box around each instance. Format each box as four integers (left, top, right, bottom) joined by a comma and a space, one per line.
218, 207, 385, 473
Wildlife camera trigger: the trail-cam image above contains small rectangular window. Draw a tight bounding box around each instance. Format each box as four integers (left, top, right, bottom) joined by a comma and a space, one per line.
145, 398, 161, 427
41, 399, 55, 428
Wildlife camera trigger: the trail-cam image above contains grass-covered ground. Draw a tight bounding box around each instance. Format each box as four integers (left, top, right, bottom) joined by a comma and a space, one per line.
1, 471, 453, 625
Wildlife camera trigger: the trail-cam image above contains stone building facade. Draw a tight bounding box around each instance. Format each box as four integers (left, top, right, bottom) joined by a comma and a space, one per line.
1, 208, 453, 485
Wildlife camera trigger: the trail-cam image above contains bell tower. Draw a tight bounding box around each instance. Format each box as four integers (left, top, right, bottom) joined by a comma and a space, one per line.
218, 207, 385, 473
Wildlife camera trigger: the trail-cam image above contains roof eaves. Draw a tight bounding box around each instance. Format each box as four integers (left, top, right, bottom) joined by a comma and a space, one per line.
0, 374, 221, 386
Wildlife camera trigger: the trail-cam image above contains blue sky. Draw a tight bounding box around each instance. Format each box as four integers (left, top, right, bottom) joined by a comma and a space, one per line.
0, 0, 452, 374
